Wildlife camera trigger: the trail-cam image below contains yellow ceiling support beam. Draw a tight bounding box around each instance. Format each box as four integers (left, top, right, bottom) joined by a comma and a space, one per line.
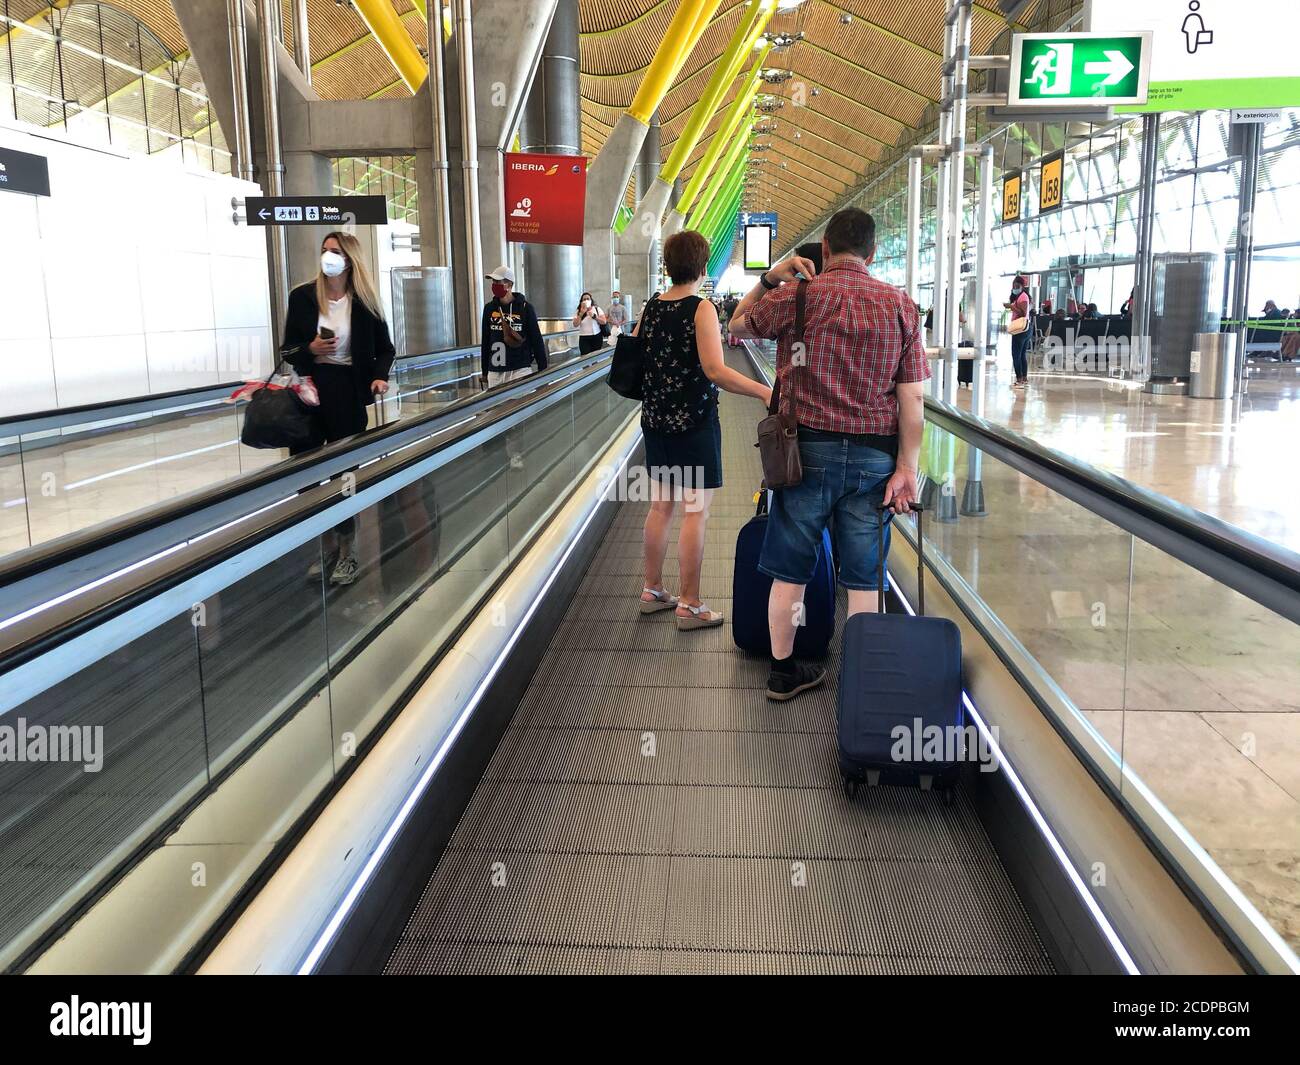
675, 41, 769, 217
688, 104, 752, 228
626, 0, 722, 125
661, 0, 773, 183
352, 0, 427, 93
666, 0, 719, 88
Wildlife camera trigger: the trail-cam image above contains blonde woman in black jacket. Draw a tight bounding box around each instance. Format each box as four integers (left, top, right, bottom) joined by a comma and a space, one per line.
283, 230, 396, 586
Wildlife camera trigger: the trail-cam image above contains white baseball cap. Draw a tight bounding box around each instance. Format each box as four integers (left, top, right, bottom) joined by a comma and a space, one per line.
486, 265, 515, 284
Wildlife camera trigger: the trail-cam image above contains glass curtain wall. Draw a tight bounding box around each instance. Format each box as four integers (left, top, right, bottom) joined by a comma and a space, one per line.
854, 107, 1300, 328
0, 1, 231, 174
332, 155, 420, 224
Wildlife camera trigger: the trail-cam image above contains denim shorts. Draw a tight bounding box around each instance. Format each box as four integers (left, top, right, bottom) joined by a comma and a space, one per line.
758, 430, 896, 591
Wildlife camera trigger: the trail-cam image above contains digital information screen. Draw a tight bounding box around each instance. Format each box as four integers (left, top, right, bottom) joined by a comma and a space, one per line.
743, 224, 773, 271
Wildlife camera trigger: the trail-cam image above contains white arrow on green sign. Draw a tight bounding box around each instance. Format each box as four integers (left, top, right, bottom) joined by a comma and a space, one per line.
1008, 31, 1153, 108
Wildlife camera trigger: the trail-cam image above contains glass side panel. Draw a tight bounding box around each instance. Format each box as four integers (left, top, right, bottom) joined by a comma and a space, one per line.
901, 417, 1298, 957
0, 374, 637, 970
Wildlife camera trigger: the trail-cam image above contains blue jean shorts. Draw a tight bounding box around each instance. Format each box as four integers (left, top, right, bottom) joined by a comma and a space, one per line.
759, 430, 896, 591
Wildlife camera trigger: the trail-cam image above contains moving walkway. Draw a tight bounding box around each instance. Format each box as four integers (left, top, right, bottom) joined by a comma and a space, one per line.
1, 343, 1296, 975
0, 326, 585, 560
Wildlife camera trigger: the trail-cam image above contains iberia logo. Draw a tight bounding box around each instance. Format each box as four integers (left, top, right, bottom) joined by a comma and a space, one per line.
510, 161, 561, 175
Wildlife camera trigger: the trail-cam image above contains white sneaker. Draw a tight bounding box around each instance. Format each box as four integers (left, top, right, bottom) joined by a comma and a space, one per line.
330, 553, 360, 586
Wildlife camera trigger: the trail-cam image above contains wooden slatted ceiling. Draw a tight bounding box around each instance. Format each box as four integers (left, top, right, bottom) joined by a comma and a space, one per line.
110, 0, 1030, 242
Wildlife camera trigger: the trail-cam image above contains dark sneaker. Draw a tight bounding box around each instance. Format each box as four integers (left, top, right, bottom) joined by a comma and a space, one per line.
330, 552, 360, 586
766, 662, 827, 702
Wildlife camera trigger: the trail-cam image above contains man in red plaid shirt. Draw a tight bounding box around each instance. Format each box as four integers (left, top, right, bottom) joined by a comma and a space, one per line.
731, 208, 929, 702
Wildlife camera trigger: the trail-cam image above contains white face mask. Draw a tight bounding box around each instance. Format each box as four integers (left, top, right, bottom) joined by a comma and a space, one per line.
321, 250, 348, 278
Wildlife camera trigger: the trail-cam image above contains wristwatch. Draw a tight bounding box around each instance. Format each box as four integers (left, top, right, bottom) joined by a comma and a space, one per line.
759, 272, 778, 290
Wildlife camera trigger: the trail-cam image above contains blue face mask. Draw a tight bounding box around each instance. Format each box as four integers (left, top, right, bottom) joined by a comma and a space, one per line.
1011, 286, 1023, 296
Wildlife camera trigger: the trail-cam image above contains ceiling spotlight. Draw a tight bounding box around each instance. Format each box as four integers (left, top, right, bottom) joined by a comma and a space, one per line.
767, 31, 804, 50
760, 69, 794, 84
840, 12, 853, 24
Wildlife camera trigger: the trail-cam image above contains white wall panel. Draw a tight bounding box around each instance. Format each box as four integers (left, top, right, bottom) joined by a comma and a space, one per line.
0, 194, 49, 341
51, 334, 149, 407
139, 251, 215, 334
137, 172, 211, 255
43, 238, 145, 339
206, 177, 268, 258
0, 121, 273, 414
0, 337, 57, 417
210, 253, 271, 330
146, 330, 220, 393
216, 326, 273, 380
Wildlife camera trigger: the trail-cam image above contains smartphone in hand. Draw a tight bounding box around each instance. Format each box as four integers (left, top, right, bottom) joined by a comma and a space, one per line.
319, 327, 336, 340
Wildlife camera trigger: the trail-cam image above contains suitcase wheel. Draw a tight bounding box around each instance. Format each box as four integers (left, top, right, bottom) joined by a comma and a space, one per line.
865, 770, 880, 788
842, 776, 858, 800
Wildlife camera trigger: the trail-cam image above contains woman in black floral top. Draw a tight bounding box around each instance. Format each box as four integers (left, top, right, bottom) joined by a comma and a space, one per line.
634, 230, 772, 631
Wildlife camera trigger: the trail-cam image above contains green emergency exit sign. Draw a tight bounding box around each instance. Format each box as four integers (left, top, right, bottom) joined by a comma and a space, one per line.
1008, 32, 1152, 108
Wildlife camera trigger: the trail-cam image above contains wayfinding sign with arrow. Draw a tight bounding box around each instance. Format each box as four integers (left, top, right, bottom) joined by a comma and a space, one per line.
243, 195, 388, 227
1008, 32, 1153, 107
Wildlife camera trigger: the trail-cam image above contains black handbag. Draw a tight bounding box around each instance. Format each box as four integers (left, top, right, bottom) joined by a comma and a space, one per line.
607, 299, 652, 400
755, 280, 808, 489
240, 365, 321, 451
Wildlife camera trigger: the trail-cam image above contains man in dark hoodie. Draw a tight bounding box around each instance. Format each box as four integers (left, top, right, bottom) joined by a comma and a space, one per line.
481, 265, 548, 388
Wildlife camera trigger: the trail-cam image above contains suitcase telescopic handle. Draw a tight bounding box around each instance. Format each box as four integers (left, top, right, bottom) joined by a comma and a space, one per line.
877, 503, 924, 616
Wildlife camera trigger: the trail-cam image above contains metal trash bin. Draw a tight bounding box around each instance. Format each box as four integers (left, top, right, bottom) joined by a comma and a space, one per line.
1189, 332, 1236, 399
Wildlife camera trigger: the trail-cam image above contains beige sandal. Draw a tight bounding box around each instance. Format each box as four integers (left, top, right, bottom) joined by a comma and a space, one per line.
639, 587, 679, 614
675, 602, 724, 630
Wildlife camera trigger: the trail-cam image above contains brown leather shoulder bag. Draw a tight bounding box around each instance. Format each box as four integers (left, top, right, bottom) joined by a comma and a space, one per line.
755, 280, 808, 489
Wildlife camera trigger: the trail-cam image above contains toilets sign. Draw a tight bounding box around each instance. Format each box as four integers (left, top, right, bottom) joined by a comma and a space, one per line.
1009, 32, 1152, 107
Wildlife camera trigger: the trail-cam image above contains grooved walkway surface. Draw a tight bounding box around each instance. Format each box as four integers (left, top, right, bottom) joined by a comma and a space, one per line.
385, 359, 1052, 975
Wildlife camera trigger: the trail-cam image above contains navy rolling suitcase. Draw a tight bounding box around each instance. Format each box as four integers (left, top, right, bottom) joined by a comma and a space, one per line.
837, 504, 964, 804
732, 490, 835, 659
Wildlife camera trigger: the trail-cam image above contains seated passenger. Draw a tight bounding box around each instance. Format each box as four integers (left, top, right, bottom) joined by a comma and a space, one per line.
1083, 303, 1099, 320
635, 230, 772, 630
480, 267, 547, 387
283, 230, 395, 587
731, 208, 928, 702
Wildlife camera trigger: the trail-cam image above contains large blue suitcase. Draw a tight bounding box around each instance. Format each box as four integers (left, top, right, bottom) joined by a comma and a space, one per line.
732, 490, 835, 659
837, 505, 964, 804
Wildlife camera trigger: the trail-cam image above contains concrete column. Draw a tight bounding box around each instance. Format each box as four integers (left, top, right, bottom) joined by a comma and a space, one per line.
616, 112, 663, 309
583, 114, 648, 303
1230, 120, 1260, 395
176, 0, 331, 293
519, 0, 582, 321
1133, 111, 1162, 383
443, 0, 558, 338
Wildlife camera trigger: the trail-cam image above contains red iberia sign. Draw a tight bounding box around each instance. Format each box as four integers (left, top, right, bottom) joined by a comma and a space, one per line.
503, 152, 587, 246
